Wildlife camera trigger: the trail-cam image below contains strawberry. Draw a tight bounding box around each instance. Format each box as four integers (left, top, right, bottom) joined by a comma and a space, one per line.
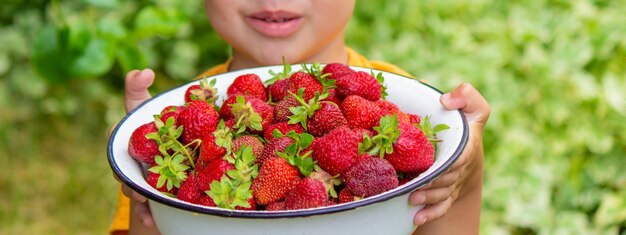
206, 146, 259, 210
273, 96, 300, 123
338, 188, 361, 204
184, 78, 218, 103
196, 195, 217, 207
335, 71, 381, 101
197, 120, 233, 171
159, 105, 185, 125
196, 158, 234, 191
320, 88, 341, 104
265, 201, 286, 211
267, 79, 290, 102
398, 172, 421, 185
263, 122, 305, 143
178, 100, 220, 146
322, 63, 354, 79
375, 100, 411, 123
251, 157, 301, 205
287, 71, 323, 102
229, 96, 274, 134
342, 157, 399, 197
177, 172, 203, 203
284, 177, 328, 210
232, 135, 264, 158
128, 122, 160, 165
146, 171, 178, 195
340, 95, 384, 130
218, 95, 242, 120
311, 127, 361, 176
258, 137, 294, 167
409, 113, 421, 125
307, 101, 348, 137
227, 74, 267, 101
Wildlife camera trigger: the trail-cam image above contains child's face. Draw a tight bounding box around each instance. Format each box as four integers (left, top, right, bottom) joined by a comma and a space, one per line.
204, 0, 356, 68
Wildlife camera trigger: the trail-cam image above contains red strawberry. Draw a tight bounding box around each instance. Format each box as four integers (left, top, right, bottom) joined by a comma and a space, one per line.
229, 96, 274, 133
284, 177, 328, 210
311, 127, 361, 176
218, 95, 241, 120
196, 195, 217, 207
342, 157, 399, 197
307, 101, 348, 137
340, 95, 384, 130
159, 105, 185, 125
375, 100, 411, 123
258, 137, 295, 167
263, 122, 305, 143
128, 122, 159, 165
184, 78, 218, 103
398, 172, 421, 185
287, 71, 323, 102
232, 135, 264, 158
267, 79, 290, 102
196, 134, 228, 171
408, 113, 421, 125
385, 122, 435, 173
273, 96, 300, 123
265, 201, 286, 211
177, 172, 203, 203
338, 188, 361, 204
197, 158, 235, 192
227, 74, 267, 101
335, 71, 381, 101
251, 157, 301, 205
146, 171, 178, 195
320, 88, 341, 104
322, 63, 354, 79
178, 100, 220, 145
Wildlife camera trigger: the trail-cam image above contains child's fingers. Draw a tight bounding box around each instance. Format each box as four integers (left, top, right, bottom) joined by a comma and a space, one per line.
410, 186, 453, 207
132, 200, 155, 227
418, 170, 461, 191
413, 197, 453, 226
122, 185, 148, 203
440, 83, 491, 125
125, 69, 155, 113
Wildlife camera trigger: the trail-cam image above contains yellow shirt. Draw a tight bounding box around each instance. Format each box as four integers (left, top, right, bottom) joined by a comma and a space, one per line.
109, 47, 412, 234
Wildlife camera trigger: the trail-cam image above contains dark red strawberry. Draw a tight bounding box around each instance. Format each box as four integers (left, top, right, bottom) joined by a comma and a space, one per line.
159, 105, 185, 125
178, 100, 220, 145
263, 122, 305, 143
385, 122, 435, 173
251, 157, 301, 205
197, 158, 235, 192
398, 172, 421, 185
320, 88, 341, 104
335, 71, 381, 101
258, 137, 295, 167
408, 113, 421, 125
340, 95, 384, 130
265, 201, 286, 211
128, 122, 159, 165
311, 127, 361, 176
342, 157, 399, 197
284, 177, 328, 210
322, 63, 354, 79
232, 135, 264, 158
184, 78, 218, 103
146, 171, 178, 195
196, 195, 217, 207
273, 96, 300, 123
287, 71, 323, 102
196, 134, 228, 171
307, 101, 348, 137
267, 79, 290, 102
218, 95, 241, 120
227, 74, 267, 101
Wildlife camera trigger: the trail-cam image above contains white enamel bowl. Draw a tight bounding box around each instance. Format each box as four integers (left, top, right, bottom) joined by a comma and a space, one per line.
108, 65, 468, 235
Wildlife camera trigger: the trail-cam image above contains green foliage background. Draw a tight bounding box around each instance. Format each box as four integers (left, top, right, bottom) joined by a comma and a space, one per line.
0, 0, 624, 234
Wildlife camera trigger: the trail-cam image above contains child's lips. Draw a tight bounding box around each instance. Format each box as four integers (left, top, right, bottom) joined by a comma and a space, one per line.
247, 11, 303, 38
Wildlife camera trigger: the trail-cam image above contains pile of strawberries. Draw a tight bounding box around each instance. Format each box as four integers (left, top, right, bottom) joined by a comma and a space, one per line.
127, 62, 448, 211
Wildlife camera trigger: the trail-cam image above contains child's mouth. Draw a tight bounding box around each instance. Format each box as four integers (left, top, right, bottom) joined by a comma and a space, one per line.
247, 11, 303, 38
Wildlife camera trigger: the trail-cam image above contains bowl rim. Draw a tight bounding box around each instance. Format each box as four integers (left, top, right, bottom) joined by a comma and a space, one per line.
107, 64, 469, 218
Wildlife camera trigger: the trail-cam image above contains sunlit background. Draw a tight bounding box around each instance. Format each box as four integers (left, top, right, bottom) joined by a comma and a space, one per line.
0, 0, 624, 234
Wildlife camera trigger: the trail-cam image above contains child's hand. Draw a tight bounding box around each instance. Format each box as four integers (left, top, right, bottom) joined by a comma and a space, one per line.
116, 69, 160, 231
409, 83, 490, 228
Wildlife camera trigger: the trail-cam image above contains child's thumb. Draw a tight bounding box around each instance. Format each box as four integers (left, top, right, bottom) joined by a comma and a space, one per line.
125, 69, 155, 113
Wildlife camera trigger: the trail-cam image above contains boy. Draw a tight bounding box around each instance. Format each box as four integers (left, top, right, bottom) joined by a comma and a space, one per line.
112, 1, 490, 234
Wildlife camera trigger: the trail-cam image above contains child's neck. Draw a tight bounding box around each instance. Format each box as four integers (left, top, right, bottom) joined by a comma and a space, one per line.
228, 40, 349, 70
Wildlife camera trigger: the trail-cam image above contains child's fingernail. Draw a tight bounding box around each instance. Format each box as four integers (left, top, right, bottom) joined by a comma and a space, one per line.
415, 216, 427, 225
441, 93, 451, 104
412, 194, 425, 205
